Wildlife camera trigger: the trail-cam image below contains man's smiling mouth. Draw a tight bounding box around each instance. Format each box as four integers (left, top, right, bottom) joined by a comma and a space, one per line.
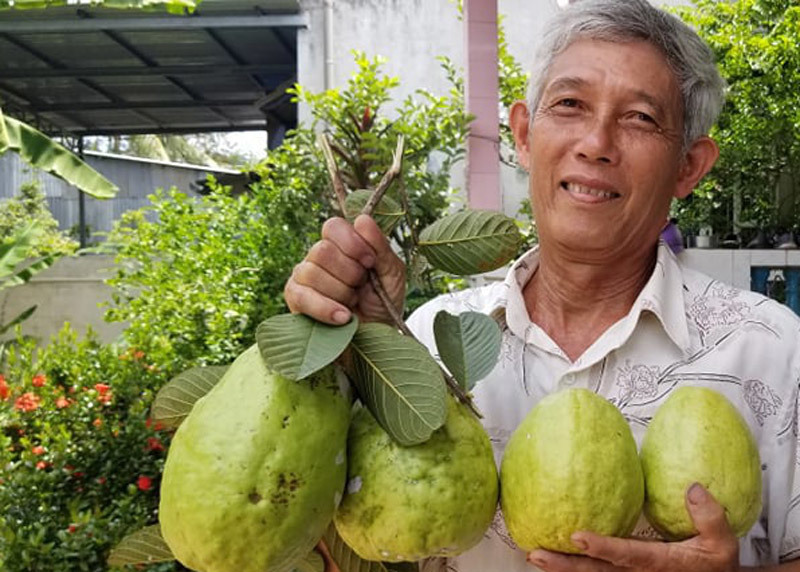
561, 181, 620, 200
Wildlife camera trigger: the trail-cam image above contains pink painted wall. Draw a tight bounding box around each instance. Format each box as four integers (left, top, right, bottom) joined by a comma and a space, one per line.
464, 0, 501, 211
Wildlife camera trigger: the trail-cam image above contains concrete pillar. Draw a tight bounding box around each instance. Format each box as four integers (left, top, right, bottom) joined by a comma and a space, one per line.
464, 0, 501, 211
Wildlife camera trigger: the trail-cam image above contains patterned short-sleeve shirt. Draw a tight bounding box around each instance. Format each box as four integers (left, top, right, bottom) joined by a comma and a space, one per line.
408, 243, 800, 571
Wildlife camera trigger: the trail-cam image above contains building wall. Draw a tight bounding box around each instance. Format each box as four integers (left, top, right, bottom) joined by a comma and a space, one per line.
0, 151, 238, 238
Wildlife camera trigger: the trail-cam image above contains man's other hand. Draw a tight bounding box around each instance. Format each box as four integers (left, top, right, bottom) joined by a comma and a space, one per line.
284, 215, 405, 326
526, 483, 739, 572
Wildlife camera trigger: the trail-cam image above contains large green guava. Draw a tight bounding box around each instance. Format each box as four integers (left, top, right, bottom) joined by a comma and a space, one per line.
334, 396, 498, 562
159, 344, 351, 572
500, 388, 643, 553
641, 385, 761, 540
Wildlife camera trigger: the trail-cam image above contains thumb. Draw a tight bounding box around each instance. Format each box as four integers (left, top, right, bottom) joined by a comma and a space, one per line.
685, 482, 733, 540
353, 214, 399, 274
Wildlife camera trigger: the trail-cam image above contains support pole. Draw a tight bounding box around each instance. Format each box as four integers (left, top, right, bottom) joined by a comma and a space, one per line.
77, 136, 87, 249
464, 0, 501, 211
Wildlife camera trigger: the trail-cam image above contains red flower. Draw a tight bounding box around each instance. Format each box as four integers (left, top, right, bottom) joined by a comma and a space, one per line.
0, 375, 9, 400
146, 418, 165, 431
133, 350, 145, 360
31, 445, 45, 455
92, 418, 103, 428
137, 475, 152, 491
31, 374, 46, 387
56, 396, 71, 409
94, 383, 110, 395
97, 476, 107, 485
146, 437, 164, 452
14, 392, 40, 412
67, 524, 78, 534
97, 392, 113, 405
35, 461, 49, 470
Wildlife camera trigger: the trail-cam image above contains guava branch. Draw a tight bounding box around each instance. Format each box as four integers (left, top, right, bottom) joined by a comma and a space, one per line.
318, 132, 481, 418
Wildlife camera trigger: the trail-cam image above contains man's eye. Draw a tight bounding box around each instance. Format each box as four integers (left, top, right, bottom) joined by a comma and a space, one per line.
634, 112, 656, 124
556, 98, 579, 108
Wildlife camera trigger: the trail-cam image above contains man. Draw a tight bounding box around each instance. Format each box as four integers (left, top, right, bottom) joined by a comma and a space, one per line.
284, 0, 800, 570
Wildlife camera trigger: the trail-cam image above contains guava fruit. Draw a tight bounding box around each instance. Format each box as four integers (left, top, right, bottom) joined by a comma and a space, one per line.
640, 385, 761, 540
334, 396, 498, 562
500, 388, 643, 553
159, 344, 351, 572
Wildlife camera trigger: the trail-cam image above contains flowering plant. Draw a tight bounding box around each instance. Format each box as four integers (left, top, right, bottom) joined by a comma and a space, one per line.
0, 326, 180, 572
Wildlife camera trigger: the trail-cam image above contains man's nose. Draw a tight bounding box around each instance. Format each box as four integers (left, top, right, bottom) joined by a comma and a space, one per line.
574, 115, 619, 164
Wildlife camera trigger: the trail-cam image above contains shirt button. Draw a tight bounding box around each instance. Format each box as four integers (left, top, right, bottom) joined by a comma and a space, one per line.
563, 374, 576, 386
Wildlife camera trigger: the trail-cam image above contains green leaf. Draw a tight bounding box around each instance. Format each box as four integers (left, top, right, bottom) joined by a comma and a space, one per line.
0, 305, 37, 336
107, 524, 175, 567
0, 110, 117, 198
433, 310, 501, 391
344, 189, 405, 235
151, 365, 228, 429
350, 323, 446, 446
418, 209, 522, 275
291, 549, 326, 572
256, 313, 358, 381
0, 222, 43, 286
324, 524, 418, 572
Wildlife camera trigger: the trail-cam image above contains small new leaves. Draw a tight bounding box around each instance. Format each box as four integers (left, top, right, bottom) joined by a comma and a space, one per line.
323, 524, 417, 572
107, 524, 175, 567
151, 365, 229, 430
433, 310, 502, 391
350, 322, 446, 446
345, 189, 405, 235
256, 313, 358, 381
419, 209, 522, 275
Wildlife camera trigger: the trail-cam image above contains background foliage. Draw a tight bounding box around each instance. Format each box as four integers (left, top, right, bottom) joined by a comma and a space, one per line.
672, 0, 800, 238
0, 182, 78, 258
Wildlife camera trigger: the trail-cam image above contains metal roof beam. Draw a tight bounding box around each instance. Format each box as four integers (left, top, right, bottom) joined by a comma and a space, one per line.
24, 99, 257, 112
0, 64, 294, 79
0, 14, 308, 33
74, 123, 270, 136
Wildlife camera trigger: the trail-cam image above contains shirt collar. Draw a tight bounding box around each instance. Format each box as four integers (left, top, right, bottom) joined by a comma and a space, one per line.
493, 241, 691, 359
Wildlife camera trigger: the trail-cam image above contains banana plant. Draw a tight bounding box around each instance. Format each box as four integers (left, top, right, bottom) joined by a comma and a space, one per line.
0, 107, 118, 199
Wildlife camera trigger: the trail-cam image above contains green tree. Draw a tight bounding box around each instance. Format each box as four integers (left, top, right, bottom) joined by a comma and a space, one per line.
103, 52, 470, 374
673, 0, 800, 237
0, 182, 78, 258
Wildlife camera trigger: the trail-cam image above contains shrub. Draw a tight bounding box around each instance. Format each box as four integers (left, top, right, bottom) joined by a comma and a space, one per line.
0, 326, 177, 572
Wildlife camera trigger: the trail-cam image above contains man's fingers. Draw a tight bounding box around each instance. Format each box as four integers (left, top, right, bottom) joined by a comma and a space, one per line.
306, 239, 369, 288
571, 532, 659, 569
284, 271, 353, 325
527, 549, 620, 572
321, 217, 376, 268
685, 483, 737, 544
353, 214, 396, 272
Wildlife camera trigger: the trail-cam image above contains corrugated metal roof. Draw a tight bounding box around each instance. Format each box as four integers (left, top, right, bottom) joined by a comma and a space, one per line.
0, 1, 302, 140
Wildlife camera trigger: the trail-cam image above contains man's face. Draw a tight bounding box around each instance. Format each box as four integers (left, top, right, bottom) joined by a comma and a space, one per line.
518, 39, 692, 263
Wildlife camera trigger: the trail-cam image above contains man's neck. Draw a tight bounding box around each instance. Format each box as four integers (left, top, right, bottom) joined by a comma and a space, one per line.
523, 246, 657, 362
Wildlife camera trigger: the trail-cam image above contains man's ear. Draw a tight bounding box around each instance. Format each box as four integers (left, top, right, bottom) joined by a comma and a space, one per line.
674, 136, 719, 199
509, 101, 532, 171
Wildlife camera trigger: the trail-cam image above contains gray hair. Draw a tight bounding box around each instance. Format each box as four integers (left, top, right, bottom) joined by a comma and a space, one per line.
528, 0, 726, 147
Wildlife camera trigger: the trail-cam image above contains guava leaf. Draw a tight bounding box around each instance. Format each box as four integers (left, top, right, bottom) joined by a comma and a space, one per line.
107, 524, 175, 567
433, 310, 502, 390
151, 365, 228, 429
324, 524, 418, 572
350, 322, 446, 446
291, 549, 325, 572
344, 189, 405, 235
418, 209, 522, 275
256, 313, 358, 381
